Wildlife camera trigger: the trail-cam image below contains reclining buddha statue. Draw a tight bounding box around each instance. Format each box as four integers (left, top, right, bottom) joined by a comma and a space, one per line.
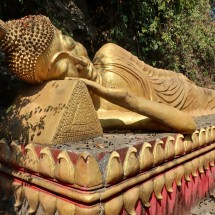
0, 15, 215, 134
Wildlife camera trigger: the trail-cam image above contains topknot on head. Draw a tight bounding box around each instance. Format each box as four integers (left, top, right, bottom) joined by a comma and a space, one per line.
0, 15, 55, 83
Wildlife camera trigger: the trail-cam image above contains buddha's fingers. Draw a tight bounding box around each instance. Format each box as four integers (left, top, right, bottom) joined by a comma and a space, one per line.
79, 78, 128, 99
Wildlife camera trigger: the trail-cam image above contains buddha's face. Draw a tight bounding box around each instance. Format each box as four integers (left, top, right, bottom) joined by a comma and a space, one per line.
35, 28, 89, 82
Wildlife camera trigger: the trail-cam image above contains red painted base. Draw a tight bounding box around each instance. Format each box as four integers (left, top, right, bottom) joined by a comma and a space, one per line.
130, 166, 215, 215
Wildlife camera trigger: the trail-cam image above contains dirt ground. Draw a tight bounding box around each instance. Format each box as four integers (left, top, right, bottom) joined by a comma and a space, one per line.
188, 189, 215, 215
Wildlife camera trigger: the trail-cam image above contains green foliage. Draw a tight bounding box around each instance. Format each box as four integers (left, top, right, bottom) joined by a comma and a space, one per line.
0, 0, 214, 88
108, 0, 215, 87
0, 0, 71, 36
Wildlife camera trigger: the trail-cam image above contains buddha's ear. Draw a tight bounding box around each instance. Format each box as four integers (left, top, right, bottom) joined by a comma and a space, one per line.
50, 51, 71, 68
0, 19, 8, 40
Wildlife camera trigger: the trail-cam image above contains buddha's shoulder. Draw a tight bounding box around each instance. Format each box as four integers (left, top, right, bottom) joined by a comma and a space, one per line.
95, 43, 129, 57
99, 42, 121, 50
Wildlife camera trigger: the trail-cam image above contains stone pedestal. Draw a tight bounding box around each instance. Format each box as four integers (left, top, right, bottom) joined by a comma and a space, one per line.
0, 80, 215, 214
0, 121, 214, 214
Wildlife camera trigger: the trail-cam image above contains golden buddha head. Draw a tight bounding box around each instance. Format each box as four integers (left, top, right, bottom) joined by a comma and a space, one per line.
0, 15, 87, 84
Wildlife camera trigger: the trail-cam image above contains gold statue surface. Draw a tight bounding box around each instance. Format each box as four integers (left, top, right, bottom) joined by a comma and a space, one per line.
0, 15, 215, 134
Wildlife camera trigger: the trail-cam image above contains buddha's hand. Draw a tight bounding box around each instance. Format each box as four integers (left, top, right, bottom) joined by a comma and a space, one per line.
65, 77, 124, 100
66, 53, 96, 80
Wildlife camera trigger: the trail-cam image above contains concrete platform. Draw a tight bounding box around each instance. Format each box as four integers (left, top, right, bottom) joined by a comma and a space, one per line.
0, 115, 214, 214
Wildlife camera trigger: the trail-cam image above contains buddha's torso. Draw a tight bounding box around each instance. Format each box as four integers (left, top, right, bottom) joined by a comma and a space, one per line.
93, 43, 215, 117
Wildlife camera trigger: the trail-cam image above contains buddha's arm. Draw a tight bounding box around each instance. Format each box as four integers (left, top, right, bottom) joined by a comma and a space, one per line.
79, 79, 196, 134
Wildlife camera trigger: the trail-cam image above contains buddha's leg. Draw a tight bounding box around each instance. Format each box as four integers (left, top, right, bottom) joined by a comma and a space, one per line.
97, 109, 174, 132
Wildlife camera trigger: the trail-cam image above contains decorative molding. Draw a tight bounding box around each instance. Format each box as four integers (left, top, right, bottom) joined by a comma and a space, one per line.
153, 139, 165, 166
164, 169, 175, 193
38, 147, 55, 178
12, 181, 24, 208
24, 143, 39, 172
0, 125, 214, 191
24, 186, 40, 214
39, 191, 57, 215
56, 198, 75, 215
74, 151, 103, 187
0, 120, 214, 215
184, 161, 192, 182
164, 136, 175, 160
174, 134, 184, 156
191, 130, 199, 150
10, 141, 23, 167
123, 147, 140, 177
139, 142, 153, 171
123, 187, 139, 214
0, 148, 214, 214
153, 174, 165, 200
191, 158, 199, 177
199, 128, 206, 147
105, 151, 124, 185
139, 180, 154, 207
174, 165, 185, 186
206, 127, 212, 143
183, 136, 192, 153
55, 150, 75, 184
104, 195, 123, 215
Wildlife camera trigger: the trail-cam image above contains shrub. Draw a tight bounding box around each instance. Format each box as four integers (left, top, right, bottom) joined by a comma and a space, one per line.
96, 0, 215, 87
